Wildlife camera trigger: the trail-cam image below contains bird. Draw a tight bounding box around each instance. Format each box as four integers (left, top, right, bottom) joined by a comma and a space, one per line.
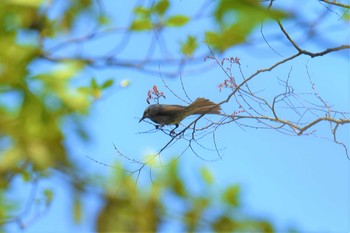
139, 98, 221, 129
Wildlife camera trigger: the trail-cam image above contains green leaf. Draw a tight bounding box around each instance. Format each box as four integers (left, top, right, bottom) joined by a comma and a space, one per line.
44, 189, 54, 206
98, 15, 110, 25
205, 31, 220, 49
222, 185, 240, 207
92, 89, 101, 99
90, 78, 98, 89
181, 35, 197, 56
21, 170, 32, 182
153, 0, 169, 15
73, 197, 82, 223
102, 79, 114, 89
130, 19, 153, 31
11, 0, 43, 8
200, 167, 214, 185
54, 61, 85, 80
212, 216, 235, 232
165, 15, 189, 27
134, 6, 151, 16
206, 25, 247, 52
208, 0, 289, 51
342, 11, 350, 21
215, 0, 288, 26
77, 87, 91, 95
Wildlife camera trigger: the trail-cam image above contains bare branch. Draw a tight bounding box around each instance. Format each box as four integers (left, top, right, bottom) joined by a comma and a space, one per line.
320, 0, 350, 9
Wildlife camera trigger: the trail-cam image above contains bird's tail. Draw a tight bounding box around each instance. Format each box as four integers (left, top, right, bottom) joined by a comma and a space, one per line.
186, 98, 221, 116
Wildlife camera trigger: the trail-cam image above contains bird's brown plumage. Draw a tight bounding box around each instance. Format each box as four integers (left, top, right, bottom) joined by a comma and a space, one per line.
139, 98, 221, 125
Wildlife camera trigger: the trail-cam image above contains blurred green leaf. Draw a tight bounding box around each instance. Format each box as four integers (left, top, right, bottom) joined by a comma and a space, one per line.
165, 15, 189, 27
102, 79, 114, 89
130, 19, 153, 30
342, 11, 350, 21
59, 1, 95, 32
8, 0, 43, 8
208, 0, 289, 51
90, 78, 99, 89
78, 87, 91, 95
205, 31, 220, 49
54, 61, 86, 80
166, 159, 188, 197
206, 24, 247, 51
21, 169, 32, 182
213, 216, 236, 232
181, 35, 197, 56
92, 89, 101, 99
0, 147, 23, 173
200, 167, 214, 185
98, 15, 110, 25
134, 6, 151, 16
153, 0, 169, 15
222, 185, 240, 207
44, 189, 54, 206
215, 0, 288, 25
173, 179, 187, 197
73, 197, 82, 223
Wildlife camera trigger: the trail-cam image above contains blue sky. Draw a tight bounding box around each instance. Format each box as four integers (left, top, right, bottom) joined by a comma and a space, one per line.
5, 0, 350, 232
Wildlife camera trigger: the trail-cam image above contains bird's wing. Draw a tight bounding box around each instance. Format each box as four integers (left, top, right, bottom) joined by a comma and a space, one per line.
156, 105, 186, 115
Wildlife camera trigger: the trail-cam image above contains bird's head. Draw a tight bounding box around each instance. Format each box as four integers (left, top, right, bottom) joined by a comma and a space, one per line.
139, 106, 152, 123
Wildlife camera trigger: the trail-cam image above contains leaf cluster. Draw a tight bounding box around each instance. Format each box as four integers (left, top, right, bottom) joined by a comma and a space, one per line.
96, 159, 277, 232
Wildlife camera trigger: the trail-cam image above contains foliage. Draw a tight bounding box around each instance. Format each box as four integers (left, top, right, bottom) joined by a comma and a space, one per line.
130, 0, 189, 30
97, 159, 276, 232
0, 0, 348, 231
0, 0, 99, 227
206, 0, 289, 51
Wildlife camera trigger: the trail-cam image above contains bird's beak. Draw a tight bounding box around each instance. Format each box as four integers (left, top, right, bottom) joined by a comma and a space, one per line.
139, 116, 145, 123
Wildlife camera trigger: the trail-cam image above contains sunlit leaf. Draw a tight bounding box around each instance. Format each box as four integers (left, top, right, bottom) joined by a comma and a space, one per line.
200, 167, 214, 185
0, 147, 23, 172
92, 89, 101, 99
205, 31, 220, 49
181, 35, 197, 56
134, 6, 151, 16
222, 185, 240, 207
165, 15, 189, 27
90, 78, 98, 89
102, 79, 114, 89
153, 0, 169, 15
342, 11, 350, 21
78, 87, 91, 95
208, 0, 289, 51
212, 216, 235, 232
10, 0, 44, 8
130, 19, 153, 31
98, 15, 110, 25
73, 197, 82, 223
54, 60, 86, 80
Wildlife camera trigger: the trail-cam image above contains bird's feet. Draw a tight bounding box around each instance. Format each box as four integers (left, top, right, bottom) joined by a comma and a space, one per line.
169, 124, 179, 137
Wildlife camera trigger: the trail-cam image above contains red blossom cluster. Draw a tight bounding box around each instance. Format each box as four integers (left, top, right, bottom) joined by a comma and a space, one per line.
221, 57, 240, 66
146, 85, 166, 104
218, 76, 237, 92
217, 56, 241, 92
231, 109, 245, 118
204, 55, 215, 62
